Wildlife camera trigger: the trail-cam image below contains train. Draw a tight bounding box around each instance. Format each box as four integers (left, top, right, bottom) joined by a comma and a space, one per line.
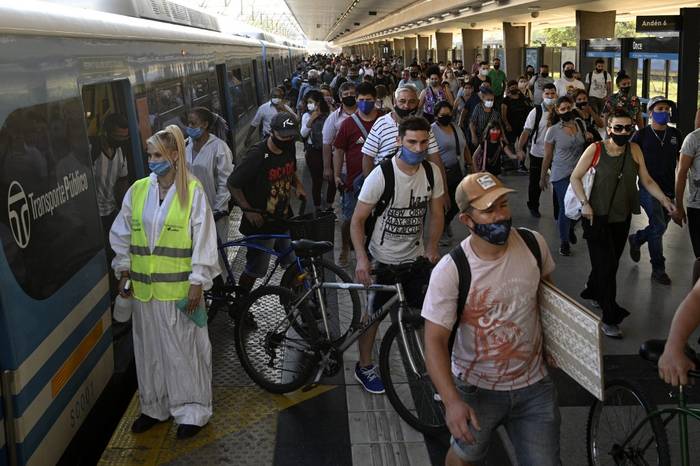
0, 1, 305, 464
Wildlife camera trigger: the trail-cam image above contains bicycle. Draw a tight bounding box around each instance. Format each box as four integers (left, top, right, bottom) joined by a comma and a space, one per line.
234, 243, 447, 436
205, 203, 337, 324
586, 339, 700, 466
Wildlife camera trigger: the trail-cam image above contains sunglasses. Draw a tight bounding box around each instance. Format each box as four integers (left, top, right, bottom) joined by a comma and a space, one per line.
610, 124, 634, 133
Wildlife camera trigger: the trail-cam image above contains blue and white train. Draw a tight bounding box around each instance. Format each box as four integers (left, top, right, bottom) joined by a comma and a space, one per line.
0, 1, 305, 464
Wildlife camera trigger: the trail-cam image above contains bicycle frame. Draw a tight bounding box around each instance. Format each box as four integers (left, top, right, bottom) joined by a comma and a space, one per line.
619, 385, 700, 466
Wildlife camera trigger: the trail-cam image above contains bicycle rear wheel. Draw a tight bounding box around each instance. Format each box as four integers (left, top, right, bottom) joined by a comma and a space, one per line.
587, 379, 671, 466
235, 285, 318, 394
379, 316, 447, 436
280, 258, 361, 342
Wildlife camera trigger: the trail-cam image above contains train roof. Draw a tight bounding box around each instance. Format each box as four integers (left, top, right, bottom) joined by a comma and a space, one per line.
0, 1, 302, 49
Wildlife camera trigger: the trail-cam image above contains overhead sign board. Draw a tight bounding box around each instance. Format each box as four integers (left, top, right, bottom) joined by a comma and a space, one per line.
628, 37, 679, 61
636, 15, 681, 33
585, 39, 620, 58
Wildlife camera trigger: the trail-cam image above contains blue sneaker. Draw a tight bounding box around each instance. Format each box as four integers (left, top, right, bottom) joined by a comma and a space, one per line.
354, 363, 385, 394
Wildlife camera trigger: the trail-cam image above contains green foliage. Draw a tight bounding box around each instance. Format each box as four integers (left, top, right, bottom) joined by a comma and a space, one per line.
530, 21, 645, 46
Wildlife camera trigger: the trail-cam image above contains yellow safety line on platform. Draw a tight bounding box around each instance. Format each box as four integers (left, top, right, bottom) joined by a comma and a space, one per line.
99, 384, 337, 465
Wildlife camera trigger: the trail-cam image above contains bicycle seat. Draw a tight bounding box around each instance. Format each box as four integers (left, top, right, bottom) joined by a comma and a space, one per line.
291, 239, 333, 258
640, 339, 700, 367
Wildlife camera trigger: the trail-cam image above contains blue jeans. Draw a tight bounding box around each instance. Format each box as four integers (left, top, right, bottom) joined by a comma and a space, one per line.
552, 177, 571, 244
633, 188, 670, 272
451, 375, 561, 465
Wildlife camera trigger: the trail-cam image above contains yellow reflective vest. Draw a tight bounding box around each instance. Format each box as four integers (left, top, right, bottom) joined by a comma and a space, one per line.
129, 177, 199, 301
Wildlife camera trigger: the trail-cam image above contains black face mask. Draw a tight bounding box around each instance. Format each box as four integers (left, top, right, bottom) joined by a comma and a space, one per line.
107, 136, 128, 150
394, 107, 416, 119
564, 69, 575, 78
610, 133, 632, 146
493, 64, 500, 70
541, 72, 549, 77
342, 96, 357, 107
576, 101, 588, 109
619, 86, 630, 95
410, 72, 419, 78
437, 115, 452, 126
560, 111, 574, 122
272, 135, 295, 151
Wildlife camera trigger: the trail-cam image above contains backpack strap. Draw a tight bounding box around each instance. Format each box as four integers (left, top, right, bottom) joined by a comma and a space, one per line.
449, 123, 461, 161
516, 228, 542, 273
575, 118, 587, 139
530, 105, 543, 145
350, 112, 369, 139
448, 244, 470, 352
420, 159, 435, 192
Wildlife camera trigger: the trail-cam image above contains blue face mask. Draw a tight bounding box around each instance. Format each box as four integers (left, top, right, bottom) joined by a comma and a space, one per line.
186, 126, 204, 140
357, 100, 375, 115
399, 146, 426, 165
149, 160, 172, 176
652, 111, 670, 126
471, 218, 512, 245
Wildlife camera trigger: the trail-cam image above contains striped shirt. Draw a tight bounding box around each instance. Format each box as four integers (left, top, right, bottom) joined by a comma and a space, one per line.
361, 112, 439, 165
93, 147, 128, 216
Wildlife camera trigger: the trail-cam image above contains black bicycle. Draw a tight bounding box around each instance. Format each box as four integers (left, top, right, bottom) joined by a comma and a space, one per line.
234, 240, 447, 436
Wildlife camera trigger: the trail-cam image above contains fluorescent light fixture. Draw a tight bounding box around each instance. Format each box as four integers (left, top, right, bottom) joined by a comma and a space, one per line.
427, 16, 436, 20
440, 12, 450, 17
459, 6, 471, 12
416, 20, 424, 24
482, 0, 495, 6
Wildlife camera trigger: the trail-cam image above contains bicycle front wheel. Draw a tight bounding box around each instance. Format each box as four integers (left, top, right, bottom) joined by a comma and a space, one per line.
587, 378, 671, 466
234, 286, 318, 394
280, 258, 361, 342
379, 317, 447, 436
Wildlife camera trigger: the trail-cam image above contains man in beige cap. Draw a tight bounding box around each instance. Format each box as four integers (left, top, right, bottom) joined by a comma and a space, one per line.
421, 172, 560, 466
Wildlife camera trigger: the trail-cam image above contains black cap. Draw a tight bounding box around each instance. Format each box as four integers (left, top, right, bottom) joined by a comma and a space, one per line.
270, 112, 299, 138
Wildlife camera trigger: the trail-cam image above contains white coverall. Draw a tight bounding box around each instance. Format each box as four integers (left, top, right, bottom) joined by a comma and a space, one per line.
186, 135, 234, 277
110, 173, 220, 426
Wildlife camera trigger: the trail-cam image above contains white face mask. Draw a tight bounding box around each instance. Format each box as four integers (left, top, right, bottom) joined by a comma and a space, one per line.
271, 97, 281, 105
479, 69, 489, 76
307, 102, 316, 112
484, 100, 494, 108
543, 97, 556, 107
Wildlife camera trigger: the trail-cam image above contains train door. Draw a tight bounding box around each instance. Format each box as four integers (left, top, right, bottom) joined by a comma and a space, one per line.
252, 58, 265, 105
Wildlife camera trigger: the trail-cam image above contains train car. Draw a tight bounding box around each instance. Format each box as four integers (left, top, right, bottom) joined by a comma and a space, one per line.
0, 1, 305, 465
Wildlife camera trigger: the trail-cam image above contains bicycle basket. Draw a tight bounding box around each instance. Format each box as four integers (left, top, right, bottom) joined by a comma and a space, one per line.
288, 210, 336, 242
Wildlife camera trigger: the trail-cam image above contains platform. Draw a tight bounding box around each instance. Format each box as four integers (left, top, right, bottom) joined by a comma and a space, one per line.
100, 151, 700, 466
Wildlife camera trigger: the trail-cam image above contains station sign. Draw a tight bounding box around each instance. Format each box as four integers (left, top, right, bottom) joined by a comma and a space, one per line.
585, 39, 620, 58
635, 15, 681, 33
628, 37, 679, 60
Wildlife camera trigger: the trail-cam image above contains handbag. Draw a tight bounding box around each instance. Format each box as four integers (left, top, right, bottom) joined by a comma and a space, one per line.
564, 142, 601, 220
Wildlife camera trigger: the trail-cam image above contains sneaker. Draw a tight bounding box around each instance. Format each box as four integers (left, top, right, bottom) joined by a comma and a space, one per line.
354, 363, 385, 394
601, 323, 623, 339
559, 243, 571, 256
176, 424, 202, 439
651, 271, 672, 286
569, 227, 577, 245
628, 235, 641, 263
529, 207, 541, 218
517, 166, 529, 174
580, 288, 601, 308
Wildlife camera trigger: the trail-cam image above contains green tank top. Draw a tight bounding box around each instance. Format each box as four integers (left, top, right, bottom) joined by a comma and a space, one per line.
589, 142, 640, 223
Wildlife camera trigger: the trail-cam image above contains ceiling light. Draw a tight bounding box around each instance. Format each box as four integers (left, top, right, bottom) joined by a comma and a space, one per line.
482, 0, 495, 6
416, 20, 424, 24
440, 12, 450, 17
427, 16, 436, 21
459, 6, 471, 12
527, 6, 540, 11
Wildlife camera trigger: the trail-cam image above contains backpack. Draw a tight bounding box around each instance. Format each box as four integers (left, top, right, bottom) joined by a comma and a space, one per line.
447, 228, 543, 352
528, 105, 544, 146
364, 157, 435, 248
585, 70, 609, 94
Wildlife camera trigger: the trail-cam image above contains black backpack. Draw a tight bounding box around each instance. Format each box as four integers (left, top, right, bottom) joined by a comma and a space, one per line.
447, 228, 542, 352
364, 157, 435, 248
585, 70, 609, 94
528, 105, 544, 146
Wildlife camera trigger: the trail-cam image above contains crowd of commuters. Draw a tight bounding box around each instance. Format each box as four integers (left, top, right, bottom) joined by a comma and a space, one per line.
103, 50, 700, 465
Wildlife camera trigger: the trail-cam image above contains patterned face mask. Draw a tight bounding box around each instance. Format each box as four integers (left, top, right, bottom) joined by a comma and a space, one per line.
470, 218, 512, 245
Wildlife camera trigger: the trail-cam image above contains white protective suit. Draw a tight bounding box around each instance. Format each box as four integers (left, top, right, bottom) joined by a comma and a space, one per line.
186, 135, 234, 279
110, 173, 220, 427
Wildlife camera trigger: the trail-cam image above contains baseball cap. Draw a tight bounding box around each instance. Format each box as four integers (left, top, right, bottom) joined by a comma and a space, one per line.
647, 96, 674, 112
270, 112, 299, 138
455, 172, 515, 212
479, 85, 493, 95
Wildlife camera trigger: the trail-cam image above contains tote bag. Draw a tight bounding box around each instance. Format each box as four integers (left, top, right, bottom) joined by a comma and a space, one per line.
564, 142, 601, 221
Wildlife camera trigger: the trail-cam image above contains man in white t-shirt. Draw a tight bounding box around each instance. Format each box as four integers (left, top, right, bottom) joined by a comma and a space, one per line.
351, 116, 444, 394
516, 83, 557, 218
246, 87, 296, 145
422, 173, 560, 466
554, 61, 585, 98
584, 59, 612, 114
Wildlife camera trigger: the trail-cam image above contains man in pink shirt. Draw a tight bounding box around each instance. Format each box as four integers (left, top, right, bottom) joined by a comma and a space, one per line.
422, 173, 560, 466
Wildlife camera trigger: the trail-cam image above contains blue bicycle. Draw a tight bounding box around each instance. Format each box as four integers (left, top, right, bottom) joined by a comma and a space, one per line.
205, 204, 342, 324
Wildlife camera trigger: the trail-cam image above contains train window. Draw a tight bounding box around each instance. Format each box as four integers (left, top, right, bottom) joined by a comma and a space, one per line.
156, 82, 185, 115
190, 75, 210, 101
226, 62, 256, 121
0, 98, 103, 299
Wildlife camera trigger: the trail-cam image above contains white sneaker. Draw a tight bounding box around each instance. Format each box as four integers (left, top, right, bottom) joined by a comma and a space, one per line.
601, 323, 623, 339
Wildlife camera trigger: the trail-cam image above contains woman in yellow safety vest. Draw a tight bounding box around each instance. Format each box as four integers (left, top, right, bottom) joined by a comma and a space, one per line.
109, 125, 220, 439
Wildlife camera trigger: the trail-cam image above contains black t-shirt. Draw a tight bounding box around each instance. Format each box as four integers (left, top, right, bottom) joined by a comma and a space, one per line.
631, 126, 682, 197
375, 75, 392, 89
503, 95, 533, 130
227, 138, 297, 235
470, 75, 491, 91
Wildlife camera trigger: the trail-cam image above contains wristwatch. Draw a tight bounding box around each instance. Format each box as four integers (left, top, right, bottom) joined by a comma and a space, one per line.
581, 199, 589, 207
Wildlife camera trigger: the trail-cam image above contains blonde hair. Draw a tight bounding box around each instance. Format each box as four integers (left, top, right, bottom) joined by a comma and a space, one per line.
146, 125, 190, 206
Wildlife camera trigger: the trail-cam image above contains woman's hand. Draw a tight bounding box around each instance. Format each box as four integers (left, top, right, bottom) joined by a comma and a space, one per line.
582, 203, 594, 223
118, 275, 131, 299
662, 197, 677, 216
187, 284, 203, 314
